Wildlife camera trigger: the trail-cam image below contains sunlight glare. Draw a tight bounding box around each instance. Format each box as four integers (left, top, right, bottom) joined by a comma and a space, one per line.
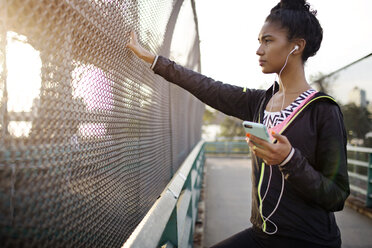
6, 31, 42, 137
6, 31, 42, 112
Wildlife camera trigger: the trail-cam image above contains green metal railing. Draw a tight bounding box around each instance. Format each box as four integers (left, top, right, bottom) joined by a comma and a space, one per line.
347, 145, 372, 207
204, 141, 249, 155
123, 141, 205, 248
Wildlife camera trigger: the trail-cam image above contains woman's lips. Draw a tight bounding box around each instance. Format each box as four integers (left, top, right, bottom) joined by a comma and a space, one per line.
259, 60, 266, 66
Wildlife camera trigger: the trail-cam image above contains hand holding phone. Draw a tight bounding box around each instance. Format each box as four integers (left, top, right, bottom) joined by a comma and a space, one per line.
242, 121, 270, 142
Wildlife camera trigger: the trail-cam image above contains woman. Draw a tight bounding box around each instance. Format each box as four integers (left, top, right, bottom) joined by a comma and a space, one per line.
126, 0, 350, 247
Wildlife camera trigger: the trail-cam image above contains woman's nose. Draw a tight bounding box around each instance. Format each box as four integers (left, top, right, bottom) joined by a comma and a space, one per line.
256, 45, 264, 56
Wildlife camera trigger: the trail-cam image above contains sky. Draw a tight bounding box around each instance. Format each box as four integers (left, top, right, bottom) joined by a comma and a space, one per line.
194, 0, 372, 89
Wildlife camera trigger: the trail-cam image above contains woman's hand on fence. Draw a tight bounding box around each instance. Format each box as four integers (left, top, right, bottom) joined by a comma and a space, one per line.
126, 31, 156, 64
246, 132, 292, 166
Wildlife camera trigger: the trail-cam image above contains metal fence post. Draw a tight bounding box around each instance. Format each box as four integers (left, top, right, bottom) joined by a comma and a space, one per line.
367, 153, 372, 207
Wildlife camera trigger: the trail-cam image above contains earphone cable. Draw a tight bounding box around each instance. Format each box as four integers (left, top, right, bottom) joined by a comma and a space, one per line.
259, 47, 295, 235
278, 50, 292, 111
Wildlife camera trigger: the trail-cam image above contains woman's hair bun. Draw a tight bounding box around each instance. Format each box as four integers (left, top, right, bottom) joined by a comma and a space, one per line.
280, 0, 310, 12
267, 0, 322, 62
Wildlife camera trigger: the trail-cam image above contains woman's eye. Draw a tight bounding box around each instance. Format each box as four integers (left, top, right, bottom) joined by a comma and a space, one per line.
265, 39, 271, 43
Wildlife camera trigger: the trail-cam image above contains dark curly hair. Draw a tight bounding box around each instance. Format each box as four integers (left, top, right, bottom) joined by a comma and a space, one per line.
266, 0, 323, 62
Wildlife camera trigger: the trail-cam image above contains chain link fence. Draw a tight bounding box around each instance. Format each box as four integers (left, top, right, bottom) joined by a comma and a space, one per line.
0, 0, 204, 247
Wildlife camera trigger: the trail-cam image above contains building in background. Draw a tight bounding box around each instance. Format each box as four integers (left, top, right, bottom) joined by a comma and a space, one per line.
348, 86, 367, 108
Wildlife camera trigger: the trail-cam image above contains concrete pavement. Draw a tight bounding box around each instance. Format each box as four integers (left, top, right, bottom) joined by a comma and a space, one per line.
203, 156, 372, 248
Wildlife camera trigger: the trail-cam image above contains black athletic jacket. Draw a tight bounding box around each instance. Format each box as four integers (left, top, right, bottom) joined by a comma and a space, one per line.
152, 56, 350, 247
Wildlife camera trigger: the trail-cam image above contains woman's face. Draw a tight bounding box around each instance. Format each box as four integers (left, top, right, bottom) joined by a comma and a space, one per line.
256, 21, 295, 74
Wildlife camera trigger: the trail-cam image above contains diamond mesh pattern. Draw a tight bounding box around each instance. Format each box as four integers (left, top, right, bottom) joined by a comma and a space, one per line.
0, 0, 204, 247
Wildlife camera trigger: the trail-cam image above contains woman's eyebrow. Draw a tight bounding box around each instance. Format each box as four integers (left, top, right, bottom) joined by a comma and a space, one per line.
258, 34, 273, 41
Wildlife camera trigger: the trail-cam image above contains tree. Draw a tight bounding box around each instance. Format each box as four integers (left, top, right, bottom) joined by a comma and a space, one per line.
219, 116, 246, 138
203, 107, 216, 125
341, 103, 371, 141
310, 72, 336, 95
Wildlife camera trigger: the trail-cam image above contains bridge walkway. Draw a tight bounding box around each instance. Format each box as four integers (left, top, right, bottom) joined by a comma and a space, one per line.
203, 156, 372, 248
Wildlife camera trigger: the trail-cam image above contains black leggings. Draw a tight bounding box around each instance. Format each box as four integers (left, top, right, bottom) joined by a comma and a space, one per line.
210, 227, 340, 248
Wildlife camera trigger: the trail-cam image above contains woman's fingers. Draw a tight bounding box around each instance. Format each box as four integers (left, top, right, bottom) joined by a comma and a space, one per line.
126, 32, 136, 49
249, 141, 272, 163
247, 133, 292, 165
248, 134, 271, 150
272, 131, 289, 145
126, 31, 156, 64
126, 31, 139, 50
246, 136, 268, 157
130, 31, 135, 41
130, 31, 138, 45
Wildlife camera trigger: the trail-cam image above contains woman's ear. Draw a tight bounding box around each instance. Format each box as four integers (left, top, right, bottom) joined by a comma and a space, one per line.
293, 39, 306, 55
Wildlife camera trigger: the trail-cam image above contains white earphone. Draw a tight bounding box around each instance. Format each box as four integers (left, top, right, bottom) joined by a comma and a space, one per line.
290, 45, 299, 54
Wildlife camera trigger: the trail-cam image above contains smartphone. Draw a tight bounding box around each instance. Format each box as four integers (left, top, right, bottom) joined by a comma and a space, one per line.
242, 121, 270, 142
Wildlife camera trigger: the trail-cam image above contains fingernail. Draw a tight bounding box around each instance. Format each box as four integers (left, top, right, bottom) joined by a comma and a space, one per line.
246, 133, 251, 138
271, 131, 275, 135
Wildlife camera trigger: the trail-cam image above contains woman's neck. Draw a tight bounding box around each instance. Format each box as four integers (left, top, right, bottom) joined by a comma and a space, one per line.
277, 62, 310, 94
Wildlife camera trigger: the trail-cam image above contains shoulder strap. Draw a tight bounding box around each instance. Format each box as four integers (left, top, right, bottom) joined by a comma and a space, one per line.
268, 91, 318, 142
